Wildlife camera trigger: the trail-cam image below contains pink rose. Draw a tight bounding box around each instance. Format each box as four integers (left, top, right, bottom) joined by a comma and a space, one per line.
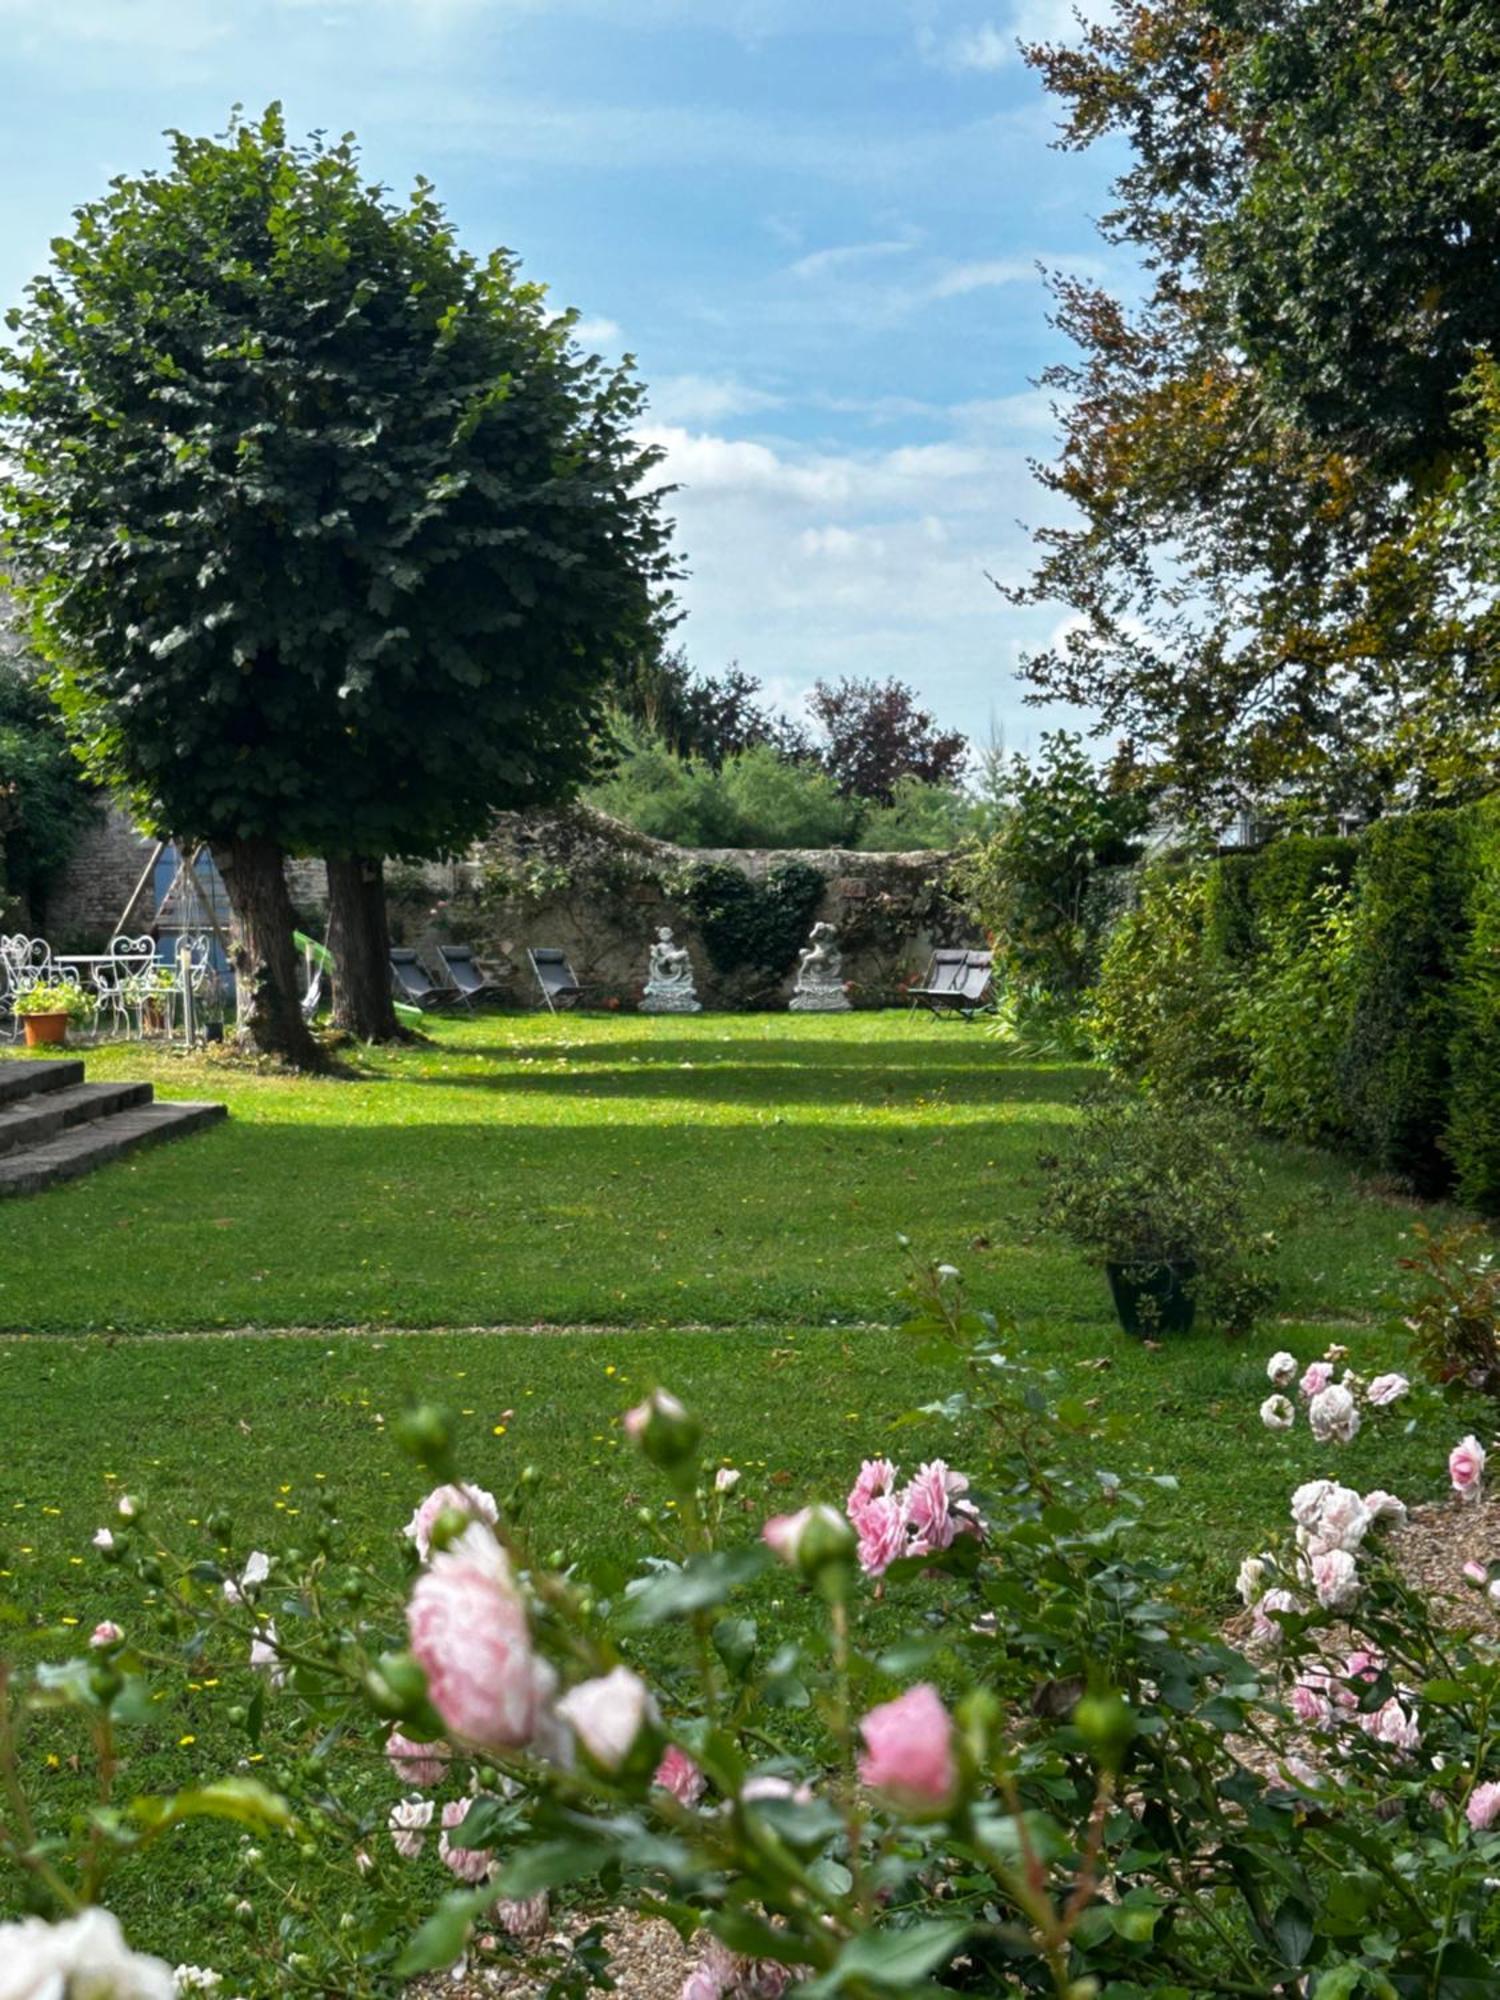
1299, 1361, 1333, 1400
1308, 1383, 1360, 1445
1251, 1588, 1301, 1646
1360, 1697, 1420, 1755
403, 1482, 499, 1563
1366, 1373, 1409, 1407
1467, 1780, 1500, 1831
854, 1492, 909, 1578
1362, 1489, 1408, 1529
406, 1525, 537, 1752
1289, 1681, 1332, 1730
495, 1893, 550, 1939
1464, 1560, 1489, 1587
1314, 1485, 1372, 1554
388, 1796, 433, 1858
556, 1665, 656, 1773
846, 1458, 898, 1528
741, 1773, 815, 1807
89, 1621, 123, 1649
1450, 1435, 1487, 1501
905, 1461, 984, 1556
439, 1797, 493, 1884
385, 1729, 451, 1789
857, 1684, 958, 1814
654, 1744, 706, 1806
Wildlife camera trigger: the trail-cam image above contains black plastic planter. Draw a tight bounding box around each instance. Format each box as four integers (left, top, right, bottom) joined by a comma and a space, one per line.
1106, 1260, 1197, 1337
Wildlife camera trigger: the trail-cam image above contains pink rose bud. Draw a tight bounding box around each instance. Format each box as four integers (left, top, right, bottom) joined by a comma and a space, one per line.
406, 1524, 538, 1753
1464, 1561, 1489, 1587
403, 1483, 499, 1563
89, 1621, 124, 1649
1450, 1435, 1487, 1501
555, 1666, 657, 1774
761, 1504, 855, 1576
857, 1684, 959, 1815
623, 1390, 700, 1471
1467, 1780, 1500, 1831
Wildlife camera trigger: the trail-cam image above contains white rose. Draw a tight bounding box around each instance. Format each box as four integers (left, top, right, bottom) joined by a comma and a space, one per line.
1362, 1489, 1408, 1530
1260, 1394, 1295, 1432
1290, 1479, 1336, 1531
1308, 1383, 1360, 1445
1312, 1547, 1361, 1610
1313, 1485, 1373, 1553
388, 1796, 434, 1859
1235, 1554, 1269, 1606
714, 1467, 741, 1494
555, 1666, 657, 1773
0, 1907, 175, 1999
1265, 1351, 1298, 1388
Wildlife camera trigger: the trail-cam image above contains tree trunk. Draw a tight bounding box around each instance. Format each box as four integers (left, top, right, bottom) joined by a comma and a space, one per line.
326, 855, 404, 1041
213, 835, 320, 1067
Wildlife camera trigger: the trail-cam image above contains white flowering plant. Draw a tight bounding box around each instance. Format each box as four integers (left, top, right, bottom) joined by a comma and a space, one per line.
5, 1263, 1500, 1994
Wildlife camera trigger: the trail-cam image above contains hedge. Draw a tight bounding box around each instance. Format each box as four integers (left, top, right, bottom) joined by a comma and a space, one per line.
1091, 808, 1500, 1209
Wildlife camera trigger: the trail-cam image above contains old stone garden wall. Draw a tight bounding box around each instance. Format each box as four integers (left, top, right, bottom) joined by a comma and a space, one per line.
43, 803, 977, 1009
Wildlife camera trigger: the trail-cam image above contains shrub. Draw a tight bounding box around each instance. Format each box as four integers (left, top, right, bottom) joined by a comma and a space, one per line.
1444, 793, 1500, 1209
1202, 834, 1358, 965
1398, 1221, 1500, 1406
1229, 870, 1358, 1145
589, 725, 857, 850
957, 731, 1150, 1002
1339, 809, 1471, 1192
853, 776, 978, 853
677, 858, 825, 992
1038, 1086, 1277, 1332
1086, 866, 1239, 1095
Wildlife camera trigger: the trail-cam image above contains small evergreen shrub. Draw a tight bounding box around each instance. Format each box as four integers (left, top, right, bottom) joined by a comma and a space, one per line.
678, 858, 825, 990
1229, 871, 1358, 1146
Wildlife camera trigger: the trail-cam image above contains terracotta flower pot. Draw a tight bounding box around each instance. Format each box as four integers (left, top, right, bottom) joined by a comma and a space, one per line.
22, 1013, 70, 1047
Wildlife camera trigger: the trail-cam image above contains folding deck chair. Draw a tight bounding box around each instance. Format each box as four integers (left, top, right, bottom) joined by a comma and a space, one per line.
909, 948, 968, 1016
916, 949, 996, 1022
389, 948, 452, 1011
436, 944, 507, 1010
528, 947, 583, 1013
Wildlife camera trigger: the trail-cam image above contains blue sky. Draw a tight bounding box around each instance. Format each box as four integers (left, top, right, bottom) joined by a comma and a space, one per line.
0, 0, 1126, 750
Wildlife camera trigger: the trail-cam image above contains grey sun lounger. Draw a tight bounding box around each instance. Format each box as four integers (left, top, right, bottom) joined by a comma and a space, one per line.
390, 948, 451, 1010
528, 947, 583, 1013
436, 944, 506, 1009
919, 949, 996, 1021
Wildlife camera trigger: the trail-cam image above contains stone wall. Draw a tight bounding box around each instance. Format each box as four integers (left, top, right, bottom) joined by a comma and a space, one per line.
42, 803, 978, 1008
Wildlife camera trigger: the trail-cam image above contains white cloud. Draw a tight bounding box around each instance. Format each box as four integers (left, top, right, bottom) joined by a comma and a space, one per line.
649, 375, 786, 424
787, 239, 917, 281
940, 22, 1013, 72
930, 257, 1035, 298
570, 316, 622, 346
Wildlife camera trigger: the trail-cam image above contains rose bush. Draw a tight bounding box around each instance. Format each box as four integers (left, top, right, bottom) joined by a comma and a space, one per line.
4, 1263, 1500, 1993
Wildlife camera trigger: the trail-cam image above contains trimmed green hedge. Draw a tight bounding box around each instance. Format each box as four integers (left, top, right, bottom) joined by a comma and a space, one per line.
1092, 809, 1500, 1208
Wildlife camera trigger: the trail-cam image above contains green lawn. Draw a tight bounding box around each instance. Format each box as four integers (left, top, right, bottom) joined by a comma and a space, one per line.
0, 1011, 1475, 1975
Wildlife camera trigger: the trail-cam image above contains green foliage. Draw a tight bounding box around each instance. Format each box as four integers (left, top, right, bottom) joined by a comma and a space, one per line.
13, 978, 96, 1022
1397, 1221, 1500, 1407
1203, 835, 1358, 965
1445, 794, 1500, 1208
1339, 811, 1472, 1193
957, 731, 1150, 1002
0, 639, 95, 916
0, 107, 671, 860
1228, 871, 1358, 1147
588, 724, 856, 849
852, 775, 977, 853
677, 859, 824, 986
1086, 865, 1238, 1095
1038, 1086, 1276, 1331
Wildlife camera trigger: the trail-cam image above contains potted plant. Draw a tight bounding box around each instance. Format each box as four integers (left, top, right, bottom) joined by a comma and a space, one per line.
1039, 1088, 1275, 1336
14, 978, 97, 1049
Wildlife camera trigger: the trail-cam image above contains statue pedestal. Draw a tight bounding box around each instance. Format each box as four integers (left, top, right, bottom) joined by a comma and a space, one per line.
790, 984, 850, 1013
641, 986, 702, 1014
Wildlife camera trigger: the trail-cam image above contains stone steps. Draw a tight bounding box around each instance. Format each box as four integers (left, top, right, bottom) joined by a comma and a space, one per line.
0, 1059, 226, 1199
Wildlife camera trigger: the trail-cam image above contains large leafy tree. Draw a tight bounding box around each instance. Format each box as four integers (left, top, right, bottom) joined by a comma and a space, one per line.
1013, 1, 1500, 815
1, 108, 674, 1057
0, 605, 96, 925
808, 676, 968, 805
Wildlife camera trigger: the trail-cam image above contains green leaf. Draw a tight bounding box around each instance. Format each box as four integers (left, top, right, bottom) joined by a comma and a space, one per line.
131, 1778, 294, 1838
810, 1920, 970, 1994
490, 1836, 612, 1899
1272, 1897, 1315, 1968
624, 1549, 767, 1626
394, 1887, 494, 1975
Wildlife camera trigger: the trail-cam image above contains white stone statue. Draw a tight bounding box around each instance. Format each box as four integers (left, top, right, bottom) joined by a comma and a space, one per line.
640, 926, 702, 1014
790, 921, 851, 1012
